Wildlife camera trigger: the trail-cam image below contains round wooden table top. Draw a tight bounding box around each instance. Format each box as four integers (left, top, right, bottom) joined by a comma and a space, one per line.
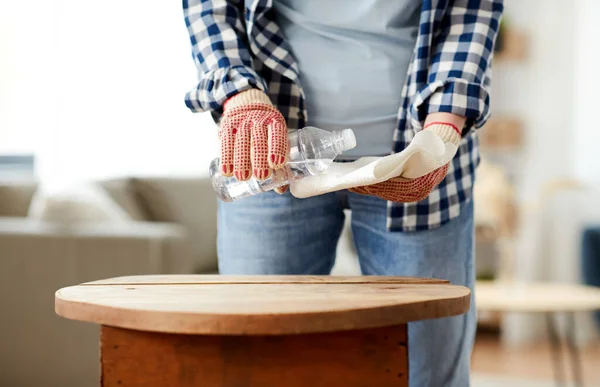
55, 275, 471, 335
476, 281, 600, 313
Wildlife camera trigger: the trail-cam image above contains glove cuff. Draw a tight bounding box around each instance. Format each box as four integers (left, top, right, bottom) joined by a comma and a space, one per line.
224, 89, 273, 111
424, 123, 461, 146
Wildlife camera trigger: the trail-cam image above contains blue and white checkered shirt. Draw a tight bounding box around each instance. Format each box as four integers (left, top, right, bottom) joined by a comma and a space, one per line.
183, 0, 504, 232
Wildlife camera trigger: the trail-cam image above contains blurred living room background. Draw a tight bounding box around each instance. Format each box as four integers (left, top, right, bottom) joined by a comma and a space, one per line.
1, 0, 600, 386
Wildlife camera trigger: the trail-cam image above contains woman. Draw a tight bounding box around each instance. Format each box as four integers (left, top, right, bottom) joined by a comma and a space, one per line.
183, 1, 503, 385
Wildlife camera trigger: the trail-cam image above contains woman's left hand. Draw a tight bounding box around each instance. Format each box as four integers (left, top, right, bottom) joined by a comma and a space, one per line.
350, 113, 465, 203
350, 163, 451, 203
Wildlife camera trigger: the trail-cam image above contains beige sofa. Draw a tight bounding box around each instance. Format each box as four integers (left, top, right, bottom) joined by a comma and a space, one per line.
0, 177, 219, 387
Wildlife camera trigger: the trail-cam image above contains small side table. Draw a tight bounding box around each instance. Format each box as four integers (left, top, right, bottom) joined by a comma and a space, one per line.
476, 281, 600, 387
55, 275, 471, 387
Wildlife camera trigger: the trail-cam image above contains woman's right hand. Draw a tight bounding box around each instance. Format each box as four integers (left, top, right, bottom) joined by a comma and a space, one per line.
219, 89, 289, 186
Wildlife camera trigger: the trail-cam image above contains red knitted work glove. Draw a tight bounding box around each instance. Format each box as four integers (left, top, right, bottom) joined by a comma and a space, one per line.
350, 123, 461, 203
219, 89, 289, 193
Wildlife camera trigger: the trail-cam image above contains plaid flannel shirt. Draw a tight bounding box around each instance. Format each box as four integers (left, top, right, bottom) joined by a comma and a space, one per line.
183, 0, 504, 232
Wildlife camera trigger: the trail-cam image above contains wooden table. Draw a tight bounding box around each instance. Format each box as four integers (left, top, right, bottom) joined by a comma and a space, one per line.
55, 275, 471, 387
476, 281, 600, 387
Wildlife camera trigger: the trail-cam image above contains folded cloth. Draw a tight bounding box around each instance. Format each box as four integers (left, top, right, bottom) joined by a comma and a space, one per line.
290, 130, 458, 199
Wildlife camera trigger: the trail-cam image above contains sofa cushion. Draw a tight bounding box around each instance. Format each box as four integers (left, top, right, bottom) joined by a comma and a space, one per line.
132, 177, 218, 273
28, 182, 132, 223
99, 178, 148, 221
0, 181, 38, 217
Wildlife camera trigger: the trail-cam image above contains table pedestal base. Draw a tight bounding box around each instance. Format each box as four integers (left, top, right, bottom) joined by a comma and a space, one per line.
100, 324, 409, 387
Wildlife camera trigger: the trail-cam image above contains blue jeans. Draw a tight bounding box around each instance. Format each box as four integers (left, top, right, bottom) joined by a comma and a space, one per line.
218, 190, 476, 387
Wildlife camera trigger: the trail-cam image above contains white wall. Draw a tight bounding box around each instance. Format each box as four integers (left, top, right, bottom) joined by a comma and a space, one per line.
493, 0, 600, 194
573, 0, 600, 185
0, 1, 56, 155
491, 0, 576, 202
1, 1, 218, 188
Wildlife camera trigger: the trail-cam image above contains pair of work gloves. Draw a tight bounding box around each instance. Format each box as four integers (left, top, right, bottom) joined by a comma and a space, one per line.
218, 89, 462, 202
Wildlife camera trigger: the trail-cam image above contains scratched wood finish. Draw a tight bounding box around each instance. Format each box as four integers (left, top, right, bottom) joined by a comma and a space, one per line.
100, 324, 409, 387
56, 277, 471, 335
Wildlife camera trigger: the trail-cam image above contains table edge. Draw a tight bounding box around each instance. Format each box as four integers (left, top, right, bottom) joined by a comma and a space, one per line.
55, 284, 471, 335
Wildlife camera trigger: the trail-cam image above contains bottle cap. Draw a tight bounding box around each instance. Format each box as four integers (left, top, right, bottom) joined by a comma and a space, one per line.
340, 129, 357, 151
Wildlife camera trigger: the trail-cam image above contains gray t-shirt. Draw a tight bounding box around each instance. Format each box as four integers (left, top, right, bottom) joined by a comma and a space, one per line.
273, 0, 421, 159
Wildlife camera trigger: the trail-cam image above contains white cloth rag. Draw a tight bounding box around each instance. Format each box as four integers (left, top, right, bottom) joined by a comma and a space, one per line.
290, 130, 458, 199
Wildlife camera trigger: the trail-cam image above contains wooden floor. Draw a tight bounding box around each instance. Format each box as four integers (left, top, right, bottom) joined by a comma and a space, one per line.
472, 331, 600, 385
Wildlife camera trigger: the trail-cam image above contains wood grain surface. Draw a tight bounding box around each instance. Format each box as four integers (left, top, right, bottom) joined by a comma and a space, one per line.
100, 324, 409, 387
83, 275, 450, 285
56, 275, 471, 335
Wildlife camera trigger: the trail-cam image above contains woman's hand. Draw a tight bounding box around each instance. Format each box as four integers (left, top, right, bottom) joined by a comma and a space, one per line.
219, 89, 290, 193
350, 164, 451, 203
350, 113, 466, 203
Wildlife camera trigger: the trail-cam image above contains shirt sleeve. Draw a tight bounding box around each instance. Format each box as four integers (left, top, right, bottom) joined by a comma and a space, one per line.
183, 0, 268, 114
409, 0, 504, 135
